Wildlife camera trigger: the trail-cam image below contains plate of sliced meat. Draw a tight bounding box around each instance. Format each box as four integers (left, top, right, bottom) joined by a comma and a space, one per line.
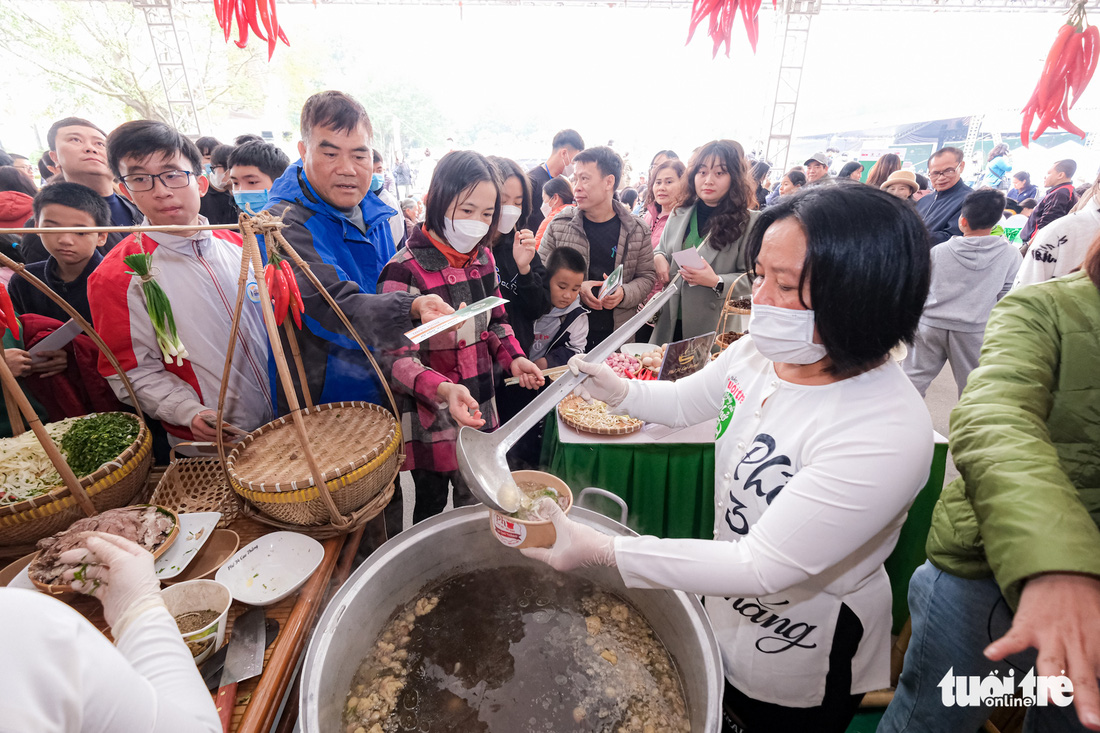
28, 505, 179, 595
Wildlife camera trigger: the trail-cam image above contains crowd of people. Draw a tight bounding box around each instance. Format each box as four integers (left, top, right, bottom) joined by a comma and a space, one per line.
0, 89, 1097, 733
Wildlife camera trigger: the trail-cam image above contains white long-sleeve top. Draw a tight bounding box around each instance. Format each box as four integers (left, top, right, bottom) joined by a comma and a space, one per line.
0, 589, 220, 733
612, 336, 932, 707
1014, 196, 1100, 289
88, 218, 273, 443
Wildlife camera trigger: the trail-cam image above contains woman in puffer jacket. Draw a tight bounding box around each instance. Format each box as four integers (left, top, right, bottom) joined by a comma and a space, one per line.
880, 236, 1100, 733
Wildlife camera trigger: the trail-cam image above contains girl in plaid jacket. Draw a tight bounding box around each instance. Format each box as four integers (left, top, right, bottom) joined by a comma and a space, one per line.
378, 151, 544, 527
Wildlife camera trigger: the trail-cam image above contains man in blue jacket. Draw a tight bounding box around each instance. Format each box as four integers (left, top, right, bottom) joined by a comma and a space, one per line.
264, 91, 452, 408
916, 147, 973, 247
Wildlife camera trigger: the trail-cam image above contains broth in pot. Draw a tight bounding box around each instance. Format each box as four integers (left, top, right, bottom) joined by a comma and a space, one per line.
343, 566, 690, 732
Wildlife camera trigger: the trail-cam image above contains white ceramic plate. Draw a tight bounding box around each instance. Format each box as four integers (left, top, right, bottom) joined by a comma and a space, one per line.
620, 343, 651, 357
155, 512, 222, 580
214, 531, 323, 606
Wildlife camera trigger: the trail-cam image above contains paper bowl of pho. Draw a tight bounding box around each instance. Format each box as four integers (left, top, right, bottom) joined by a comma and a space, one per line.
160, 579, 233, 664
489, 471, 573, 550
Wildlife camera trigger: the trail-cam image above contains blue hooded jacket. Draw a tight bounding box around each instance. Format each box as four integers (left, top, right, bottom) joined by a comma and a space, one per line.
260, 160, 415, 409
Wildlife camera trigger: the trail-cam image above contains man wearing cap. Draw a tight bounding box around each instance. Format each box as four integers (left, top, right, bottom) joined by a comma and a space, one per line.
804, 152, 832, 186
916, 146, 972, 247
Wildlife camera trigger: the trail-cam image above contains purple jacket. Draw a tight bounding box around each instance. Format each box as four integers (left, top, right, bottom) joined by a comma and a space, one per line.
378, 227, 524, 472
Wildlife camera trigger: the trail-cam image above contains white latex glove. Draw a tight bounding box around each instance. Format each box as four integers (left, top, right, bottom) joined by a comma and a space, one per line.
520, 500, 617, 571
60, 532, 163, 635
567, 354, 629, 407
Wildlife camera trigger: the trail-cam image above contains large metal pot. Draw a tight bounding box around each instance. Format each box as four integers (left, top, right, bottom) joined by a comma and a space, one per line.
300, 505, 723, 732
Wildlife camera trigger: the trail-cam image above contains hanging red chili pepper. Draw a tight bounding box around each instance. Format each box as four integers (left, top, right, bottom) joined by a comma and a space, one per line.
214, 0, 290, 60
279, 260, 305, 330
0, 284, 21, 337
1021, 2, 1095, 147
686, 0, 773, 58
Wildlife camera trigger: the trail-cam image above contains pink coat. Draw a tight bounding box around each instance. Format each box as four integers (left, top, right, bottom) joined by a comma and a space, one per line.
644, 202, 669, 249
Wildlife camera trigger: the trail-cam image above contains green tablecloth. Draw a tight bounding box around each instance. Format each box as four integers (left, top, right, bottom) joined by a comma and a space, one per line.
543, 417, 949, 634
543, 417, 715, 540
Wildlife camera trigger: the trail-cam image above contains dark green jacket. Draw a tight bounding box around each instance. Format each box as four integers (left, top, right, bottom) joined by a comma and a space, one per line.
926, 271, 1100, 609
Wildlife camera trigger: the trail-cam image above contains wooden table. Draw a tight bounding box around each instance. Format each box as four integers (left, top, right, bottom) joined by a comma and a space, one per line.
58, 467, 376, 733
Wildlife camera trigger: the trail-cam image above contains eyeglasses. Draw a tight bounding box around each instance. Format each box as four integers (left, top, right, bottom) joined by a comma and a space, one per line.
927, 166, 960, 179
119, 170, 195, 192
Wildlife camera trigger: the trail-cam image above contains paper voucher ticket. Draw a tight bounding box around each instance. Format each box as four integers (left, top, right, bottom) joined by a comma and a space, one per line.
404, 296, 508, 344
597, 264, 624, 300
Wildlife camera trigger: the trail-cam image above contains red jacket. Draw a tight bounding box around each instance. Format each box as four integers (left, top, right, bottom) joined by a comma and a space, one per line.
0, 191, 33, 229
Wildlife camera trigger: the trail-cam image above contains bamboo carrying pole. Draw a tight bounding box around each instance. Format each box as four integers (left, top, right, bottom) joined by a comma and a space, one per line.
1, 361, 26, 436
0, 223, 241, 235
215, 215, 346, 529
0, 250, 150, 521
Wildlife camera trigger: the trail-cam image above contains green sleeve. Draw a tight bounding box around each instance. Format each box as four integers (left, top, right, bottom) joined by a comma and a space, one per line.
951, 287, 1100, 608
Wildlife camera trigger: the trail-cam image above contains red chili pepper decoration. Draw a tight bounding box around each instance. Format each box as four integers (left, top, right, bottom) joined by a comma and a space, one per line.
686, 0, 770, 58
215, 0, 289, 59
1021, 3, 1093, 147
279, 260, 305, 330
0, 284, 20, 336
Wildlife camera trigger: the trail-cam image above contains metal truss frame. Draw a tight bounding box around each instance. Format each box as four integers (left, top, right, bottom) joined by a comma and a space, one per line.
131, 0, 204, 135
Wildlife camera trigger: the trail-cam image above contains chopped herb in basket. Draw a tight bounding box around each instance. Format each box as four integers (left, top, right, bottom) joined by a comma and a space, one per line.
60, 413, 140, 477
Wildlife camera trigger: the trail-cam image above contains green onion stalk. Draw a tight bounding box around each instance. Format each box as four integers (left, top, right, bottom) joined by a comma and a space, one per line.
123, 236, 189, 365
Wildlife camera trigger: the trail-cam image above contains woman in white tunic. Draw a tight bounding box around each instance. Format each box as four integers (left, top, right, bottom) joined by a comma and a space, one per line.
523, 183, 935, 733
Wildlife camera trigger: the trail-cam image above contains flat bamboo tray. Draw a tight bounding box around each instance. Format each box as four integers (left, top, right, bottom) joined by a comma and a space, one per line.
558, 394, 644, 436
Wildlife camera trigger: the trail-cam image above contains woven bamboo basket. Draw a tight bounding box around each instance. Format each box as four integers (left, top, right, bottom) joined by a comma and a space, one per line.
0, 252, 153, 558
215, 211, 403, 536
714, 272, 753, 351
149, 444, 243, 526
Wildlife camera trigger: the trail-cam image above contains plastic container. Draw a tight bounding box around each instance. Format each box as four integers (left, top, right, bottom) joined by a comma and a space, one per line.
489, 470, 573, 550
159, 579, 232, 664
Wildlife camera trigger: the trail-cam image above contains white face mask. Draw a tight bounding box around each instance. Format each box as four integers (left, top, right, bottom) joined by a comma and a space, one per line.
562, 163, 575, 178
748, 302, 828, 365
540, 201, 552, 218
497, 204, 522, 233
443, 217, 490, 253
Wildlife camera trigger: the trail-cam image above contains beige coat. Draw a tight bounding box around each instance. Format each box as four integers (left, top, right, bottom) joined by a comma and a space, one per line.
650, 203, 759, 344
538, 200, 656, 331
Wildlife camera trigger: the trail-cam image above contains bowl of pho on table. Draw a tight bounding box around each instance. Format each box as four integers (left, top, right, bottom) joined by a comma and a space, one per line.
489, 470, 572, 550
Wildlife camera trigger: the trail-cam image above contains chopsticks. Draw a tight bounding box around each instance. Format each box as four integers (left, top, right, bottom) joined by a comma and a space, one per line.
504, 365, 570, 386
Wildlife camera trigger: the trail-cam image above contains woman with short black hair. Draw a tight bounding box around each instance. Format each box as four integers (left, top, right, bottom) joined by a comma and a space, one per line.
524, 183, 934, 733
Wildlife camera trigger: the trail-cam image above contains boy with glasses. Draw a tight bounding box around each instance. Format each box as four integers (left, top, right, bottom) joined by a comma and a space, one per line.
916, 146, 972, 246
88, 120, 272, 448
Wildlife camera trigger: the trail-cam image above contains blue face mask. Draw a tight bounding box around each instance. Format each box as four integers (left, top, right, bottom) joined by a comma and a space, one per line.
203, 163, 213, 177
233, 189, 269, 214
370, 173, 385, 193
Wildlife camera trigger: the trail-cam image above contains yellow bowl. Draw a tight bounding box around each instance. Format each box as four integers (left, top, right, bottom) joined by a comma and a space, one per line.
489, 470, 573, 550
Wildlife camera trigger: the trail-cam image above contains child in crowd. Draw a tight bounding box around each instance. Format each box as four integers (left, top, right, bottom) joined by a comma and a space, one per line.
88, 120, 273, 445
902, 189, 1022, 397
227, 140, 290, 215
528, 247, 589, 369
10, 182, 107, 325
199, 143, 238, 225
378, 150, 544, 532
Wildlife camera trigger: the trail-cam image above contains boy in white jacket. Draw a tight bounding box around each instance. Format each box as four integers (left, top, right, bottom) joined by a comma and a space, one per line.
89, 121, 272, 445
903, 189, 1021, 397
